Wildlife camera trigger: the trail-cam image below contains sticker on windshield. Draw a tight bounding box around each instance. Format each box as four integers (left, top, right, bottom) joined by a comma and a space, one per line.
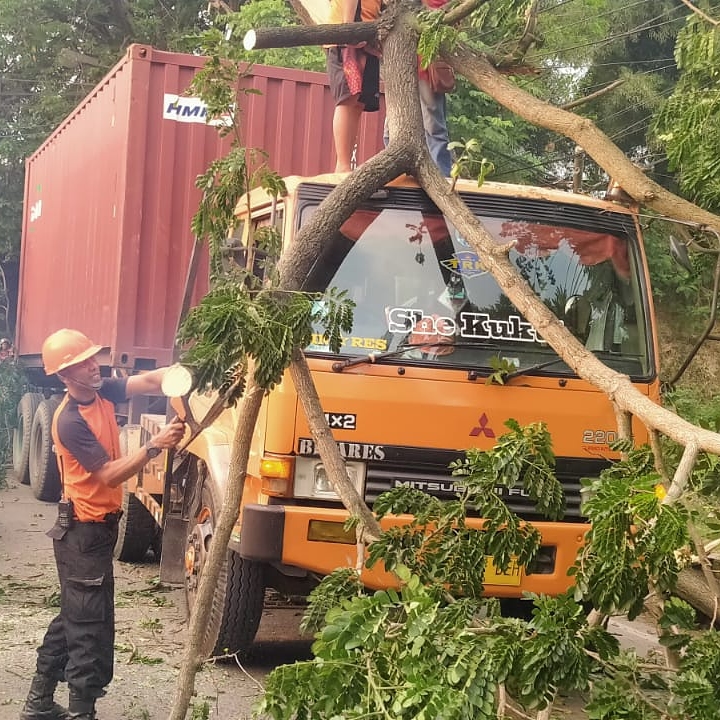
307, 333, 388, 352
387, 308, 542, 343
440, 251, 488, 279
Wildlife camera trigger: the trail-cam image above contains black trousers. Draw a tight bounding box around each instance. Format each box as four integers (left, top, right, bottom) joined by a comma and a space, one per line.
35, 521, 118, 699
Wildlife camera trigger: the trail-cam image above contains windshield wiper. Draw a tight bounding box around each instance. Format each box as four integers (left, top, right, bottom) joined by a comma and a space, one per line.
331, 344, 445, 372
504, 358, 568, 381
331, 342, 497, 373
505, 351, 645, 381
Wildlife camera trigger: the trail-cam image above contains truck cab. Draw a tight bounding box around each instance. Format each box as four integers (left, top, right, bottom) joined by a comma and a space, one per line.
136, 173, 659, 656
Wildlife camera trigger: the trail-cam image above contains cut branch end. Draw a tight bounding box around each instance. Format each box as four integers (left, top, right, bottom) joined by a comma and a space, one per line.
243, 29, 257, 51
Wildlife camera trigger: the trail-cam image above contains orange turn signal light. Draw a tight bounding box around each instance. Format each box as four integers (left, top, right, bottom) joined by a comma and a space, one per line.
260, 457, 293, 479
260, 456, 293, 497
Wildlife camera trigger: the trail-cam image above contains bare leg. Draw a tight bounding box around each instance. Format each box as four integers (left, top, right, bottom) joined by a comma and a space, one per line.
333, 97, 362, 172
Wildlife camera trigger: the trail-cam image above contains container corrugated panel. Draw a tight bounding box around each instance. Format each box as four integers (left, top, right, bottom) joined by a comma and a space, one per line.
18, 44, 385, 370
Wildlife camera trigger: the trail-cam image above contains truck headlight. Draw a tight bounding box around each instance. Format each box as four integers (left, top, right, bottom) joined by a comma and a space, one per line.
294, 457, 366, 500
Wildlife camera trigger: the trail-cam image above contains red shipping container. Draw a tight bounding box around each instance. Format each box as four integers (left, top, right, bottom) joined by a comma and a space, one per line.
18, 44, 385, 373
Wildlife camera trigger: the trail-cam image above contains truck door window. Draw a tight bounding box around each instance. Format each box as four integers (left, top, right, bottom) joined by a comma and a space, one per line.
299, 201, 651, 378
223, 208, 283, 279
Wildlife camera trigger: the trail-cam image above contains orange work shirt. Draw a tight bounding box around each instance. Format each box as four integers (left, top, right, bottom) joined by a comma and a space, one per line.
327, 0, 382, 24
52, 378, 128, 522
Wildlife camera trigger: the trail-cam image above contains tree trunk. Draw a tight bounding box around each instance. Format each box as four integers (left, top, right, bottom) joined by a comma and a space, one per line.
675, 566, 720, 623
168, 371, 264, 720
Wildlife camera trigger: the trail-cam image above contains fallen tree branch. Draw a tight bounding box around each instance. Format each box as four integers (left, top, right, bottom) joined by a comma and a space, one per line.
662, 442, 699, 505
290, 348, 383, 543
244, 21, 379, 50
687, 523, 720, 626
446, 44, 720, 236
415, 138, 720, 456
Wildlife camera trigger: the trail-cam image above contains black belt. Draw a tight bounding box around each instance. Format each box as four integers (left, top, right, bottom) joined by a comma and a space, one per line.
75, 510, 123, 525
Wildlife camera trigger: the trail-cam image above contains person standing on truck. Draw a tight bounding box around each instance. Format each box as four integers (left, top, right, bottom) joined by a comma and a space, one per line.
19, 328, 185, 720
382, 0, 453, 176
326, 0, 382, 172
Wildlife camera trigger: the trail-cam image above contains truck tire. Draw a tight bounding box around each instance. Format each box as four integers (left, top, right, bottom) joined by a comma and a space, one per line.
114, 488, 158, 562
13, 392, 43, 485
114, 425, 158, 562
29, 397, 62, 502
185, 473, 265, 657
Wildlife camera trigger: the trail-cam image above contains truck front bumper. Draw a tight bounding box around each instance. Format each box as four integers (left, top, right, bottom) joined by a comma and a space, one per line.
237, 503, 589, 597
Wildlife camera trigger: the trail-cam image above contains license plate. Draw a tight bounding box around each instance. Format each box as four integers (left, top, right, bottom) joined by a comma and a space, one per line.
483, 556, 522, 586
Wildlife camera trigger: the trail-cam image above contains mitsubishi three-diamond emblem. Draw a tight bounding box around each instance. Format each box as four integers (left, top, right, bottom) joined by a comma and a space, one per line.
470, 413, 496, 438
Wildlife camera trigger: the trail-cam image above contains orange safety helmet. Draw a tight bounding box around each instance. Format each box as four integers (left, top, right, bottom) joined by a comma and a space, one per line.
42, 329, 102, 375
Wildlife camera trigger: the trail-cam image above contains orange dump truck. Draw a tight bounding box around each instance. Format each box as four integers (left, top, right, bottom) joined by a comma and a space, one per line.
128, 173, 658, 656
13, 43, 660, 660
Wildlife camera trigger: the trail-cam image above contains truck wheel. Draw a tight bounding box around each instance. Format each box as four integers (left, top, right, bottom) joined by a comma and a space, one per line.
185, 475, 265, 657
114, 488, 158, 562
13, 392, 43, 485
29, 397, 62, 502
114, 425, 158, 562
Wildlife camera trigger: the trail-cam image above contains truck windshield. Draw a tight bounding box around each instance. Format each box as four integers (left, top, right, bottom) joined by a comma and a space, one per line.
299, 190, 652, 378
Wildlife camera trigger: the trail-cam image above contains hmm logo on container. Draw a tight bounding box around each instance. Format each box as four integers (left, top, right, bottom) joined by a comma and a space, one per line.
163, 94, 233, 127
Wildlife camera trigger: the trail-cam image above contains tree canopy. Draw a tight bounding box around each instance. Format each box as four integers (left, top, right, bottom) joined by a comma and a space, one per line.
0, 0, 703, 259
0, 0, 212, 258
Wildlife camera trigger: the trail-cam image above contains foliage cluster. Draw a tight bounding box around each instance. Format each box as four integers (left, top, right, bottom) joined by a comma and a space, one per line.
178, 279, 354, 392
653, 10, 720, 213
258, 422, 720, 719
365, 421, 562, 599
573, 445, 688, 618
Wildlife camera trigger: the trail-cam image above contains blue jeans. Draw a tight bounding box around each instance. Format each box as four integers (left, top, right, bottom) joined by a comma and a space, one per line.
383, 77, 453, 176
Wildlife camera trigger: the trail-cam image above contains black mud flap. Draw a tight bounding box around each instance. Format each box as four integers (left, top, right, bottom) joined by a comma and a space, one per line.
160, 451, 201, 585
159, 514, 189, 585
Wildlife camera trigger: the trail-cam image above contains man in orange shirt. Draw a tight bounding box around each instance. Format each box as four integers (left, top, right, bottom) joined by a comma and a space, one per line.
19, 329, 185, 720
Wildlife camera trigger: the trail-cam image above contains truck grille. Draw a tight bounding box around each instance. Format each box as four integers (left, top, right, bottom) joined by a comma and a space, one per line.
364, 457, 609, 521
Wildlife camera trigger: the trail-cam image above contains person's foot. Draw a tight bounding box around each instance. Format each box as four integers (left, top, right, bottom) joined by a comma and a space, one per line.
19, 704, 70, 720
19, 675, 70, 720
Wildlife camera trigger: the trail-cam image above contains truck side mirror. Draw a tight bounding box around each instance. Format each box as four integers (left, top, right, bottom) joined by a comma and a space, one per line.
564, 295, 591, 342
